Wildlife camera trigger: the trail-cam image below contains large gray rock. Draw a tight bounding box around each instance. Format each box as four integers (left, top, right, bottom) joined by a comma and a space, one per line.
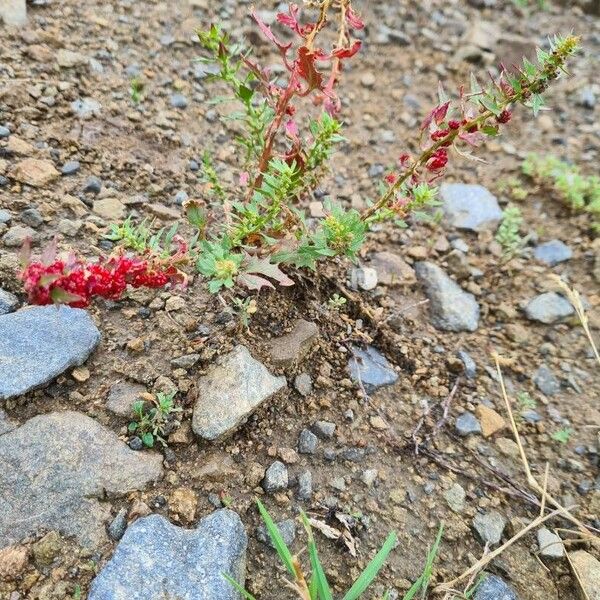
88, 510, 247, 600
0, 306, 100, 400
0, 412, 163, 549
524, 292, 574, 324
192, 345, 286, 441
440, 183, 503, 232
415, 262, 480, 332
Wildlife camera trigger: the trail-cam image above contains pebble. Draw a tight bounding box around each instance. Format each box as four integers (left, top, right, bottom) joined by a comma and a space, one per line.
473, 511, 506, 546
533, 240, 572, 266
533, 364, 560, 396
350, 266, 378, 291
0, 126, 10, 138
0, 289, 19, 315
524, 293, 574, 324
71, 97, 102, 119
457, 350, 477, 379
369, 251, 416, 286
312, 420, 336, 439
269, 319, 319, 367
61, 160, 80, 175
297, 470, 313, 501
107, 508, 128, 541
298, 429, 318, 454
569, 550, 600, 599
361, 72, 376, 88
20, 207, 43, 228
170, 93, 189, 109
474, 574, 519, 600
257, 519, 296, 548
536, 527, 564, 558
455, 412, 482, 436
293, 372, 313, 396
12, 158, 59, 187
262, 461, 288, 493
348, 345, 398, 392
476, 405, 506, 437
439, 183, 503, 232
444, 483, 466, 513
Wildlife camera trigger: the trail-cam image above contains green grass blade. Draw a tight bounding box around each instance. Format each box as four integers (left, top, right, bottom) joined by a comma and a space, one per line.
402, 524, 444, 600
342, 531, 398, 600
301, 512, 333, 600
256, 499, 296, 577
222, 573, 258, 600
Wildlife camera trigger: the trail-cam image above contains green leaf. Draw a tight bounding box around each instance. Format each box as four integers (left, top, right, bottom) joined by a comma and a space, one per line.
301, 512, 333, 600
342, 532, 397, 600
141, 432, 154, 448
238, 85, 254, 103
222, 574, 257, 600
128, 422, 138, 432
256, 499, 296, 578
403, 524, 444, 600
530, 93, 544, 116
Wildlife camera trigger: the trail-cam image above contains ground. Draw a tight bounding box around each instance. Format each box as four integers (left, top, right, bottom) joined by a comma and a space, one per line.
0, 0, 599, 599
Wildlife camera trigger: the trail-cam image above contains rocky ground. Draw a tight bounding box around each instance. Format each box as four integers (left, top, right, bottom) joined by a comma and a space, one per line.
1, 0, 599, 599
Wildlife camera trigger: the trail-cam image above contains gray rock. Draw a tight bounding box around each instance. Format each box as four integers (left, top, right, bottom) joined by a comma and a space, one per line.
170, 353, 200, 369
537, 527, 564, 558
348, 346, 398, 392
0, 208, 11, 223
83, 176, 102, 194
70, 97, 102, 118
474, 574, 518, 600
415, 262, 480, 332
524, 292, 574, 324
170, 93, 189, 109
0, 306, 100, 400
61, 160, 80, 175
578, 87, 596, 109
312, 420, 336, 439
0, 409, 17, 435
350, 266, 378, 291
20, 207, 43, 228
534, 240, 572, 266
0, 0, 26, 26
444, 483, 466, 513
440, 183, 503, 232
269, 319, 319, 367
457, 350, 477, 378
192, 345, 286, 441
257, 519, 296, 548
263, 461, 288, 493
89, 510, 246, 600
107, 508, 128, 541
369, 251, 416, 286
298, 429, 318, 454
473, 511, 506, 545
294, 372, 313, 396
2, 225, 37, 247
0, 411, 163, 549
533, 364, 560, 396
340, 447, 366, 462
456, 412, 481, 436
107, 381, 146, 417
0, 126, 10, 138
569, 550, 600, 600
297, 470, 313, 501
0, 288, 18, 315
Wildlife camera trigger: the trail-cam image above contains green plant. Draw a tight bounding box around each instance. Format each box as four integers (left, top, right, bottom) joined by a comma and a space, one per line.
522, 153, 600, 233
495, 205, 526, 259
328, 293, 347, 310
130, 77, 144, 104
128, 391, 181, 448
551, 427, 572, 444
233, 296, 258, 328
516, 391, 537, 412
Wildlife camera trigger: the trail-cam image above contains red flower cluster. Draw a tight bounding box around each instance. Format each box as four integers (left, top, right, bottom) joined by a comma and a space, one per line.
21, 254, 181, 307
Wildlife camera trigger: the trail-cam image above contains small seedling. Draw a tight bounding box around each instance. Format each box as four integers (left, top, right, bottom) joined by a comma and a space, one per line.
130, 77, 144, 104
551, 427, 572, 444
233, 296, 258, 328
516, 391, 537, 412
495, 205, 526, 259
128, 391, 181, 448
328, 293, 347, 311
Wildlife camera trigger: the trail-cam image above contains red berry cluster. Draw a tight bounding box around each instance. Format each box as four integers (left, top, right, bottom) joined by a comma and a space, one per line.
21, 254, 178, 307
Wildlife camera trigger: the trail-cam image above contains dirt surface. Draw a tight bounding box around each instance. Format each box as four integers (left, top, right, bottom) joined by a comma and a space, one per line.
1, 0, 599, 599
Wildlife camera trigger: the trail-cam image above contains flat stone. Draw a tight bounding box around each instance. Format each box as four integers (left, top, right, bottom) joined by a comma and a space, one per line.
297, 470, 313, 500
107, 381, 146, 417
192, 345, 286, 441
473, 510, 506, 545
0, 288, 18, 314
455, 411, 481, 436
262, 461, 288, 493
294, 372, 312, 396
257, 519, 296, 548
0, 545, 29, 581
348, 345, 398, 392
457, 350, 477, 378
0, 306, 100, 400
56, 49, 88, 68
269, 319, 319, 367
440, 183, 503, 232
12, 158, 59, 187
444, 483, 466, 513
2, 225, 37, 247
0, 411, 163, 549
71, 98, 102, 119
0, 0, 26, 26
170, 353, 200, 369
533, 364, 560, 396
312, 420, 336, 439
93, 197, 125, 220
474, 574, 519, 600
298, 429, 318, 454
534, 240, 572, 266
569, 550, 600, 600
415, 262, 479, 332
61, 160, 80, 175
537, 527, 564, 558
476, 405, 506, 437
369, 251, 416, 286
524, 292, 574, 324
88, 510, 246, 600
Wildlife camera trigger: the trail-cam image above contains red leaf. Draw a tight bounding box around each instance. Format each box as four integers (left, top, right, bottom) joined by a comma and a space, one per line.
346, 7, 365, 30
296, 47, 323, 91
276, 4, 301, 35
331, 40, 362, 59
251, 9, 291, 54
421, 101, 450, 130
458, 131, 483, 146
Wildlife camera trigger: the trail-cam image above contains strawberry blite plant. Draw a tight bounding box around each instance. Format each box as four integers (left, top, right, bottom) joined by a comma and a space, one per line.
19, 1, 579, 305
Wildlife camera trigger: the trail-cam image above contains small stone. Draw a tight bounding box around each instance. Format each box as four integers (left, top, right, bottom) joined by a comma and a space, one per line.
170, 93, 189, 109
533, 364, 560, 396
361, 72, 376, 88
569, 550, 600, 600
455, 412, 482, 436
32, 531, 63, 566
257, 519, 296, 548
20, 207, 43, 228
474, 574, 518, 600
350, 266, 378, 291
476, 405, 506, 437
169, 488, 197, 522
457, 350, 477, 379
107, 381, 146, 417
294, 372, 313, 396
440, 183, 503, 232
444, 483, 466, 513
71, 98, 102, 119
312, 420, 336, 439
57, 49, 87, 68
165, 296, 186, 311
370, 415, 388, 430
12, 158, 59, 187
362, 469, 378, 487
83, 176, 102, 194
269, 319, 319, 367
297, 470, 313, 501
93, 197, 125, 220
0, 126, 9, 138
61, 160, 80, 175
298, 429, 318, 454
128, 436, 143, 451
72, 366, 90, 382
263, 461, 288, 493
415, 262, 480, 332
537, 527, 564, 558
524, 292, 574, 324
533, 240, 572, 266
348, 345, 398, 392
340, 447, 366, 462
107, 508, 128, 541
170, 354, 200, 369
473, 511, 506, 546
0, 289, 19, 315
0, 545, 29, 582
369, 251, 416, 286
